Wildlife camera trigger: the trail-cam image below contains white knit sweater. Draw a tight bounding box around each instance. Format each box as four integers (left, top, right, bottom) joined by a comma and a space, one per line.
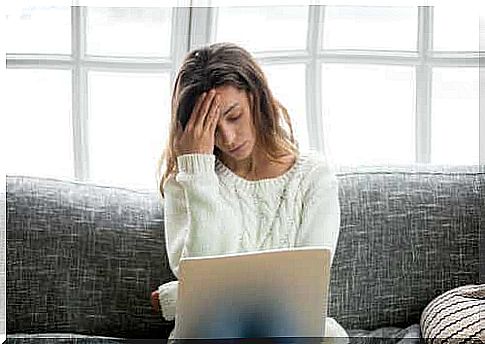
158, 150, 348, 340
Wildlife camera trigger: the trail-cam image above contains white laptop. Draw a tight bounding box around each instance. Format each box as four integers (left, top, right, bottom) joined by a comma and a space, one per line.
173, 246, 332, 341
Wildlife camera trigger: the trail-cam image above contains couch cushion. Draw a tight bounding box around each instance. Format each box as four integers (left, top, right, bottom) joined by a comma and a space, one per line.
6, 176, 173, 338
329, 165, 482, 330
347, 324, 421, 344
6, 165, 483, 335
6, 333, 124, 343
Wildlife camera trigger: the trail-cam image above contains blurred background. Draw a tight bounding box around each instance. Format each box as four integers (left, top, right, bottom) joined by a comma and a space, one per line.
3, 0, 482, 191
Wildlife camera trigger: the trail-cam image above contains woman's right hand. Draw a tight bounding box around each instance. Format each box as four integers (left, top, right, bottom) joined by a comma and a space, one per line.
174, 88, 222, 157
151, 290, 160, 313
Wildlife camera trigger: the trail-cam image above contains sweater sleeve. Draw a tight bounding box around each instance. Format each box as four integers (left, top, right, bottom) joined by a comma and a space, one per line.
158, 153, 241, 320
296, 160, 341, 267
163, 153, 240, 278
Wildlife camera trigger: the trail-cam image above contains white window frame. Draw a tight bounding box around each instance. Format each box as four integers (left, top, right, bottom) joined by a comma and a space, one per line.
6, 5, 483, 185
7, 6, 191, 180
193, 5, 481, 164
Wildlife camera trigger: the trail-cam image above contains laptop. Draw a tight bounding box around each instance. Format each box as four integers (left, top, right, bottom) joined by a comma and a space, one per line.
173, 246, 332, 341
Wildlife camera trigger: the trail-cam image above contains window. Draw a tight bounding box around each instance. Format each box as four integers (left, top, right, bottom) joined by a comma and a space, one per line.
87, 71, 171, 190
320, 64, 416, 165
5, 5, 481, 190
5, 69, 74, 179
431, 68, 479, 164
6, 6, 189, 190
210, 5, 480, 166
6, 5, 71, 54
322, 6, 418, 51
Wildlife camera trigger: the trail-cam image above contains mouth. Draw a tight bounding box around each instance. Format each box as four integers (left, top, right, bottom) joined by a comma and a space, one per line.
229, 142, 246, 153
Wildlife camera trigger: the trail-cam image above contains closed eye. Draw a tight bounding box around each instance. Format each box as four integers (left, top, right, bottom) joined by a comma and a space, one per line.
229, 114, 241, 121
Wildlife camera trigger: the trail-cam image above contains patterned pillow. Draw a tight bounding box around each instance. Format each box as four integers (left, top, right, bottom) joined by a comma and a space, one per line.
420, 284, 484, 343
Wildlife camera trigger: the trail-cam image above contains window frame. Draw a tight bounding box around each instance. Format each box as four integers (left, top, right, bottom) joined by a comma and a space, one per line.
195, 5, 481, 164
5, 5, 483, 185
7, 6, 190, 180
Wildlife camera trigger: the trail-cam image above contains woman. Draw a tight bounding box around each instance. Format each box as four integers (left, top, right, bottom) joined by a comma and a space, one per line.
152, 42, 348, 342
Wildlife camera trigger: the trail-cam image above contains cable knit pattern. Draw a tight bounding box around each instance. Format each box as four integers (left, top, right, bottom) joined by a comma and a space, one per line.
159, 149, 348, 341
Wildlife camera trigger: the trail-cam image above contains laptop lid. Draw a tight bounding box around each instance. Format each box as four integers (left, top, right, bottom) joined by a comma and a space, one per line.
174, 246, 332, 340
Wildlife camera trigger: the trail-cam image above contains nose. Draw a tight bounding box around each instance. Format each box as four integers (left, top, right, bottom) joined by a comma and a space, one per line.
217, 126, 237, 149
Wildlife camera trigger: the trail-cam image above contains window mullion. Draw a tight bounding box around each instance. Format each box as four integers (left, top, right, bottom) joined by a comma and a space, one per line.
170, 6, 191, 90
189, 6, 215, 50
480, 16, 485, 166
306, 5, 325, 153
72, 6, 89, 181
165, 6, 193, 160
416, 6, 433, 163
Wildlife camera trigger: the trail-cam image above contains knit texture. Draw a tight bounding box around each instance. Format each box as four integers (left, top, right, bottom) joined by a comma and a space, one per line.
159, 150, 347, 340
420, 284, 485, 342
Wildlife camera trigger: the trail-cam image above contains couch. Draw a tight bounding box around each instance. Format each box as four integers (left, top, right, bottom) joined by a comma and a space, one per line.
5, 165, 483, 343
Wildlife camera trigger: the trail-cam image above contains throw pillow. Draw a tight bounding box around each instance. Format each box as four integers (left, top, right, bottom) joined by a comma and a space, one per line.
420, 284, 484, 343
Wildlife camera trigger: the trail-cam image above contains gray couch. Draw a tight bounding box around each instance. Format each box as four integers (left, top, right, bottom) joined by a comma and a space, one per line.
5, 165, 483, 343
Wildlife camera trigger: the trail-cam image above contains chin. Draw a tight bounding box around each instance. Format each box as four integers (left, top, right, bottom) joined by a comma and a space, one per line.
232, 153, 251, 161
226, 142, 253, 161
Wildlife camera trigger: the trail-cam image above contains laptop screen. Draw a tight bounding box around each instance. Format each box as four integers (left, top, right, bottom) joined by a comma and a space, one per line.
174, 247, 332, 340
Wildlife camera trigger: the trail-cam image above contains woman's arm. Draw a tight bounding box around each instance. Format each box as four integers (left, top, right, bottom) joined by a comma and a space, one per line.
296, 160, 341, 267
158, 153, 240, 320
164, 153, 240, 278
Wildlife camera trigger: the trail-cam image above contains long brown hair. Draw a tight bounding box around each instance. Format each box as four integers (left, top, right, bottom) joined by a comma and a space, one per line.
157, 42, 299, 197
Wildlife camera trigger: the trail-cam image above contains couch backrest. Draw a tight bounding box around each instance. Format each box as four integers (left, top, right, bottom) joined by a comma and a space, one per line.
6, 176, 173, 339
331, 165, 482, 330
6, 166, 483, 337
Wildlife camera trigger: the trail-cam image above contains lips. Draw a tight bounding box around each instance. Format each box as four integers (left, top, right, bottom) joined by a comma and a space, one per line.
229, 142, 245, 153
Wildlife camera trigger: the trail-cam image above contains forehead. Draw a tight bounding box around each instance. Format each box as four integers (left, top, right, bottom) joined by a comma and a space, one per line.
214, 85, 249, 104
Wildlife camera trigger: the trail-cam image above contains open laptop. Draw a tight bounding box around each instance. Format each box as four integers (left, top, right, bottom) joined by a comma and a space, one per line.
173, 246, 332, 341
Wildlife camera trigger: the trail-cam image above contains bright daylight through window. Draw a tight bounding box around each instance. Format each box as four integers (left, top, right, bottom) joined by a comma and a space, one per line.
5, 5, 481, 190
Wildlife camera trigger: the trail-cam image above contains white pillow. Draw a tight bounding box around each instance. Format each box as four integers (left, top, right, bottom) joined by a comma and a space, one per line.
420, 284, 484, 342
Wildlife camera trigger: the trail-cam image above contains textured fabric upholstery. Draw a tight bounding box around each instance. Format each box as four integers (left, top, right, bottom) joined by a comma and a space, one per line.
6, 176, 173, 339
6, 333, 124, 343
330, 165, 483, 330
6, 165, 483, 339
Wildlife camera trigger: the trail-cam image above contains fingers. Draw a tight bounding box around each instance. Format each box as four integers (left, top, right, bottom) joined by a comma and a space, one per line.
187, 91, 207, 129
176, 88, 220, 156
203, 93, 220, 128
151, 290, 160, 312
207, 98, 221, 134
194, 89, 217, 131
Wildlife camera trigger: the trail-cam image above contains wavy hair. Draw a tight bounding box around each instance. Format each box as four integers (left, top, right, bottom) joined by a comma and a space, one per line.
157, 42, 299, 197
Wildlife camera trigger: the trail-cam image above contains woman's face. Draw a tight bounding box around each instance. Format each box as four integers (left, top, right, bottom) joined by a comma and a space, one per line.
213, 85, 257, 162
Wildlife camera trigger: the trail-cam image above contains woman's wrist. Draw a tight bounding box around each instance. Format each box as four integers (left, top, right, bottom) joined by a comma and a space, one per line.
176, 153, 215, 175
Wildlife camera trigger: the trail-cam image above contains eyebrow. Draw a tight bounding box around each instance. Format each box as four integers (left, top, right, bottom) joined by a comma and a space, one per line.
222, 103, 239, 117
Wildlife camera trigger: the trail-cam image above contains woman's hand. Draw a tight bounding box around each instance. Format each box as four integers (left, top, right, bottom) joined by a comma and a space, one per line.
174, 89, 221, 157
151, 290, 160, 313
